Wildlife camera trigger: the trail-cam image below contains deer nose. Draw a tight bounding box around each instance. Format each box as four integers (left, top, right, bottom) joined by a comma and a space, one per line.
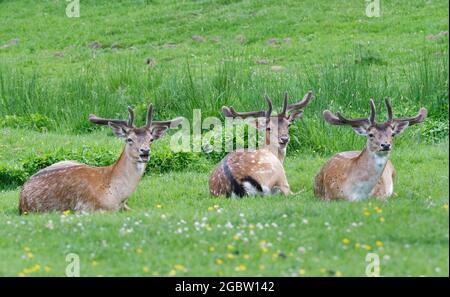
139, 148, 150, 155
380, 143, 391, 150
280, 136, 289, 144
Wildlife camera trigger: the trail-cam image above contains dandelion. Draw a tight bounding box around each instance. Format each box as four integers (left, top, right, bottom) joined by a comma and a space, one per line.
374, 206, 382, 214
156, 204, 162, 209
235, 264, 247, 272
379, 217, 385, 223
215, 258, 224, 265
63, 210, 71, 216
227, 244, 234, 251
24, 246, 31, 252
362, 244, 372, 251
363, 210, 371, 216
342, 238, 350, 245
355, 243, 361, 249
375, 240, 384, 247
136, 248, 143, 254
233, 235, 240, 241
44, 266, 51, 272
248, 224, 255, 230
443, 203, 448, 210
26, 252, 34, 259
143, 266, 149, 273
91, 260, 98, 267
169, 269, 177, 276
209, 246, 216, 252
174, 264, 185, 271
299, 268, 306, 276
335, 270, 342, 277
208, 206, 214, 211
227, 253, 235, 260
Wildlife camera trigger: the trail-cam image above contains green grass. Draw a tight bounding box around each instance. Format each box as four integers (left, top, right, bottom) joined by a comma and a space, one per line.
0, 132, 448, 276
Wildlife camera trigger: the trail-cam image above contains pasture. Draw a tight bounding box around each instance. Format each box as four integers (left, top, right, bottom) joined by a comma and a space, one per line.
0, 0, 448, 276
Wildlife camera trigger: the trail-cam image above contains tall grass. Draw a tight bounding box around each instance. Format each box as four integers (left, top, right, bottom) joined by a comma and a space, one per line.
0, 49, 448, 154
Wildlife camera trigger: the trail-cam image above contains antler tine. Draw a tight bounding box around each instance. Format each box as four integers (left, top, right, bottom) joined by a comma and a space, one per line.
384, 97, 393, 122
287, 90, 313, 111
279, 91, 289, 117
369, 99, 376, 124
264, 95, 273, 120
323, 110, 370, 127
145, 104, 153, 128
127, 106, 135, 127
393, 107, 428, 126
221, 106, 266, 118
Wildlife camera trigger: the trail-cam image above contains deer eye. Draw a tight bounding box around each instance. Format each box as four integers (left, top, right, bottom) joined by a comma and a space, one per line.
368, 133, 374, 138
126, 138, 133, 143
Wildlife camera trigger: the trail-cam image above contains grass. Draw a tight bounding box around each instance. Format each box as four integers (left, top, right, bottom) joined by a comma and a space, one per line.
0, 0, 448, 277
0, 130, 448, 276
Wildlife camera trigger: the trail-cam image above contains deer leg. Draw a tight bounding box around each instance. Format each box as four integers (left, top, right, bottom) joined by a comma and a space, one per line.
121, 202, 133, 211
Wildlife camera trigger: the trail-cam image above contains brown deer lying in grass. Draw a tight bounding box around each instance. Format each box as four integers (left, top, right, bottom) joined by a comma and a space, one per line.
314, 98, 427, 201
209, 91, 313, 197
19, 104, 183, 213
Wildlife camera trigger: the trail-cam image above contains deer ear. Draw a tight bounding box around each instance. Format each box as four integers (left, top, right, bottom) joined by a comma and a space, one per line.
288, 110, 303, 123
392, 121, 409, 136
108, 122, 129, 138
151, 126, 169, 140
351, 126, 368, 136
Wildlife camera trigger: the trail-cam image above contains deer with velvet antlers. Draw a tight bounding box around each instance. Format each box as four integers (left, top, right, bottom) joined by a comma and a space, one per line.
209, 91, 313, 197
19, 104, 183, 213
314, 98, 427, 201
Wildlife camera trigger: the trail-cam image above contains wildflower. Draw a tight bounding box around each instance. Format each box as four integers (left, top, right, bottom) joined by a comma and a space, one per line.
24, 246, 31, 252
259, 264, 265, 271
235, 264, 247, 272
227, 244, 234, 251
363, 210, 371, 216
18, 272, 25, 277
335, 270, 342, 277
143, 266, 149, 273
355, 243, 361, 249
299, 268, 306, 276
379, 217, 385, 223
375, 240, 384, 247
342, 238, 350, 245
208, 206, 214, 212
169, 269, 177, 276
27, 252, 33, 259
156, 204, 162, 209
91, 260, 98, 267
227, 253, 235, 259
174, 264, 185, 271
443, 203, 448, 210
362, 244, 372, 251
209, 246, 215, 252
320, 268, 326, 274
213, 205, 219, 209
44, 266, 51, 272
62, 210, 71, 216
374, 206, 382, 214
215, 258, 224, 265
248, 224, 255, 230
233, 235, 240, 241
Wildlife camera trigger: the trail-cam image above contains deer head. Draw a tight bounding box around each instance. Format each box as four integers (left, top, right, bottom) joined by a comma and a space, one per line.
89, 105, 183, 163
323, 98, 427, 154
222, 91, 313, 158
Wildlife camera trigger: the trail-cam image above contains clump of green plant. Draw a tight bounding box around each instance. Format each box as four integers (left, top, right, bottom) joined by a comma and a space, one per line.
0, 113, 55, 132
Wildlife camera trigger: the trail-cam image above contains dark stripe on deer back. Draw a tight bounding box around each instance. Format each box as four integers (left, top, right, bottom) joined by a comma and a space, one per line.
223, 156, 246, 197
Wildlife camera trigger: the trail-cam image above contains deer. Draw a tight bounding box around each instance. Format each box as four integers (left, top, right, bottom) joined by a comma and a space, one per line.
314, 98, 427, 201
19, 104, 183, 213
209, 91, 313, 197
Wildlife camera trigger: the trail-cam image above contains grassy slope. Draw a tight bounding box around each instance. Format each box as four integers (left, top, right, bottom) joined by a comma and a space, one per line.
0, 131, 448, 276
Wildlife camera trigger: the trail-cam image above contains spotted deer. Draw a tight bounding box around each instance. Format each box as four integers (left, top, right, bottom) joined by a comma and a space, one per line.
19, 104, 183, 213
314, 98, 427, 201
209, 91, 313, 197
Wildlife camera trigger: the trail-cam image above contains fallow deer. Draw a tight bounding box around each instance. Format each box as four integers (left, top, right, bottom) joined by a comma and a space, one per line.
209, 91, 313, 197
19, 104, 183, 213
314, 98, 427, 201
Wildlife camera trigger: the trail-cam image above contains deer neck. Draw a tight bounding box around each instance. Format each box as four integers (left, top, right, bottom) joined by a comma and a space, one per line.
263, 143, 286, 163
107, 149, 146, 205
347, 147, 389, 200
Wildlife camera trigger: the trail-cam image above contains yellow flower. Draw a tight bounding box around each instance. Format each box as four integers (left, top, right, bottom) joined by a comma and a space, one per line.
379, 217, 385, 223
235, 264, 247, 272
213, 205, 219, 209
136, 248, 143, 254
208, 206, 214, 212
227, 244, 234, 251
168, 269, 177, 276
91, 260, 98, 267
243, 254, 250, 260
320, 268, 326, 274
24, 246, 31, 252
355, 243, 361, 249
209, 246, 216, 252
364, 211, 371, 216
375, 240, 384, 247
443, 203, 448, 210
248, 224, 255, 230
156, 204, 162, 209
233, 235, 240, 241
261, 247, 269, 254
27, 252, 33, 259
363, 244, 372, 251
206, 224, 212, 231
227, 253, 235, 260
215, 258, 224, 265
374, 207, 382, 214
259, 264, 266, 271
271, 253, 278, 260
342, 238, 350, 245
299, 268, 306, 276
44, 266, 51, 272
63, 210, 71, 216
18, 272, 25, 277
174, 264, 185, 271
335, 270, 342, 277
143, 266, 149, 273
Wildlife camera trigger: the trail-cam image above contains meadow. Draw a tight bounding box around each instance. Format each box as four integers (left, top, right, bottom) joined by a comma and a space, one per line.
0, 0, 448, 276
